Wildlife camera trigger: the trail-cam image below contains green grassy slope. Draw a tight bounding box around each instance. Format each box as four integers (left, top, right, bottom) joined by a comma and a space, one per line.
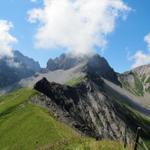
65, 76, 85, 87
0, 88, 79, 150
39, 138, 127, 150
0, 88, 37, 117
0, 88, 127, 150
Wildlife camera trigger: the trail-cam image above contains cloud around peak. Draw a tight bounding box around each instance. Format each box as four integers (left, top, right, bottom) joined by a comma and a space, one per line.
28, 0, 131, 56
144, 33, 150, 51
0, 20, 17, 59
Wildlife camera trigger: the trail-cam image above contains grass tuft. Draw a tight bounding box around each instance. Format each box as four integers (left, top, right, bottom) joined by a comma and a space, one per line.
65, 76, 85, 87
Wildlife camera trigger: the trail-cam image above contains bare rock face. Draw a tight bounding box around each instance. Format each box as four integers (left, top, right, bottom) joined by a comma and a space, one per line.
47, 53, 86, 71
34, 77, 135, 142
33, 58, 150, 144
119, 64, 150, 96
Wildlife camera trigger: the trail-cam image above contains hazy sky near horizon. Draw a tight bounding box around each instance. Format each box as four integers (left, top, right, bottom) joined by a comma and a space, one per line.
0, 0, 150, 73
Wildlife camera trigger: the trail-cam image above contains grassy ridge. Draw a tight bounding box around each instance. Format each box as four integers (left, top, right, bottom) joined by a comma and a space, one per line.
0, 88, 79, 150
0, 88, 37, 117
0, 104, 79, 150
0, 88, 127, 150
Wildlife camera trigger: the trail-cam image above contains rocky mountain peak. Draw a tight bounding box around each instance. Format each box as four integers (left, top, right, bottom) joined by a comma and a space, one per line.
46, 53, 88, 71
84, 54, 120, 85
46, 53, 120, 84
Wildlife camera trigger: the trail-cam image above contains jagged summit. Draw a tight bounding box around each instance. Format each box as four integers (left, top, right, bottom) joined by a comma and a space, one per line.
84, 54, 120, 85
46, 53, 106, 71
46, 53, 119, 85
47, 53, 90, 71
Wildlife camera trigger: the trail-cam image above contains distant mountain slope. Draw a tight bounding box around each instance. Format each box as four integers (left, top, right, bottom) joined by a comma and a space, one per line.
0, 50, 41, 89
119, 64, 150, 96
13, 50, 41, 72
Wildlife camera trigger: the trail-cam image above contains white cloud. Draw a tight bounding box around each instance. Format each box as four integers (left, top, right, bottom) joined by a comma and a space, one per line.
131, 51, 150, 68
6, 58, 21, 68
0, 20, 17, 59
131, 33, 150, 68
28, 0, 130, 56
144, 33, 150, 51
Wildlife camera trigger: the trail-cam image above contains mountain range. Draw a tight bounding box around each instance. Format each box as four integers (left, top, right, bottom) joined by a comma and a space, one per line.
0, 50, 150, 149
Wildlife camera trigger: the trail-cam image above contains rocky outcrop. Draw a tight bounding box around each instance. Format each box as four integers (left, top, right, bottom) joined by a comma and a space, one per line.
34, 77, 134, 142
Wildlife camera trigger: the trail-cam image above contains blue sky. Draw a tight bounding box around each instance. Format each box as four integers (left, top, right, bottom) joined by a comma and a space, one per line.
0, 0, 150, 73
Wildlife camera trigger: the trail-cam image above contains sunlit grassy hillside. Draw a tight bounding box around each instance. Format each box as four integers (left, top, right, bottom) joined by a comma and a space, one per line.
0, 88, 127, 150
